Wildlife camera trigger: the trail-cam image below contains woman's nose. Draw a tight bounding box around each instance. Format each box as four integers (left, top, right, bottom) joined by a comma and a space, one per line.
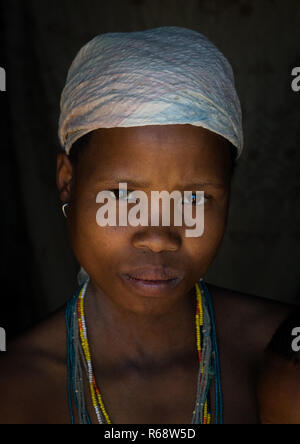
131, 228, 181, 253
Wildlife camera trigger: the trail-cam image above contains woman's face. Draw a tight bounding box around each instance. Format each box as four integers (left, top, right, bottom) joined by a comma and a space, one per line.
57, 124, 232, 314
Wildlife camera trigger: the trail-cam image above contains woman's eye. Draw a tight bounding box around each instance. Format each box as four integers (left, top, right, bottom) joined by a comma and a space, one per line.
110, 189, 135, 201
109, 190, 209, 205
182, 193, 208, 205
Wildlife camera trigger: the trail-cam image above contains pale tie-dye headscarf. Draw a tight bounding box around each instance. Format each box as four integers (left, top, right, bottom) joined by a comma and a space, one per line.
58, 26, 243, 158
58, 26, 244, 284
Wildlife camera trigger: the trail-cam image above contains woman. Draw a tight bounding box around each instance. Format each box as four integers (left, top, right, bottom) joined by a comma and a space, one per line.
0, 26, 295, 424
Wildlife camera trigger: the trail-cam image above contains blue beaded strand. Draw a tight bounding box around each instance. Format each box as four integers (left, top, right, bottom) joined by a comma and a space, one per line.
65, 284, 92, 424
199, 279, 223, 424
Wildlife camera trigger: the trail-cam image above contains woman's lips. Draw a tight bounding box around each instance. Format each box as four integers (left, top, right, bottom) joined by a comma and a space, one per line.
120, 272, 182, 296
123, 265, 182, 281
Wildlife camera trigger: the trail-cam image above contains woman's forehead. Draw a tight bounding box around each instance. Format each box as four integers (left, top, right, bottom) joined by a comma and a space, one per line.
88, 124, 231, 152
77, 125, 232, 186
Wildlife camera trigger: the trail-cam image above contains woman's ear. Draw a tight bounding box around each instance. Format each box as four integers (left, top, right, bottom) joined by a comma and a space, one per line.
56, 152, 74, 203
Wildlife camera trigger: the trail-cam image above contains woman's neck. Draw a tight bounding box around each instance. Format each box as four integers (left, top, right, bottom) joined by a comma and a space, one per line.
83, 280, 197, 367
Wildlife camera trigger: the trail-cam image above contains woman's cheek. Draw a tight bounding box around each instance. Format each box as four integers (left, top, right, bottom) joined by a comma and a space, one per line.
197, 201, 229, 253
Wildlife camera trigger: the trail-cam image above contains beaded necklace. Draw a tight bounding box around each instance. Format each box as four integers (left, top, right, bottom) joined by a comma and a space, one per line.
65, 278, 223, 424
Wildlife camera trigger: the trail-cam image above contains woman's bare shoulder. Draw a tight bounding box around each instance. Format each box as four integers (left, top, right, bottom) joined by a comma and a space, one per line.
207, 282, 297, 352
0, 306, 68, 423
4, 305, 67, 360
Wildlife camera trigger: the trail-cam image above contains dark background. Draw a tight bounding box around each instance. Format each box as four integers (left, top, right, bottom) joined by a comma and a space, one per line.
1, 0, 300, 340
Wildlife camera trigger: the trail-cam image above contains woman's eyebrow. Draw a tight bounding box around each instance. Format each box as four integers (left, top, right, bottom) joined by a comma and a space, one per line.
181, 181, 226, 189
95, 178, 151, 188
95, 177, 225, 189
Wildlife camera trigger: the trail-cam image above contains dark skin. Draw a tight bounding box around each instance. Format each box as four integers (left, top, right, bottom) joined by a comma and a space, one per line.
258, 355, 300, 424
0, 124, 295, 424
